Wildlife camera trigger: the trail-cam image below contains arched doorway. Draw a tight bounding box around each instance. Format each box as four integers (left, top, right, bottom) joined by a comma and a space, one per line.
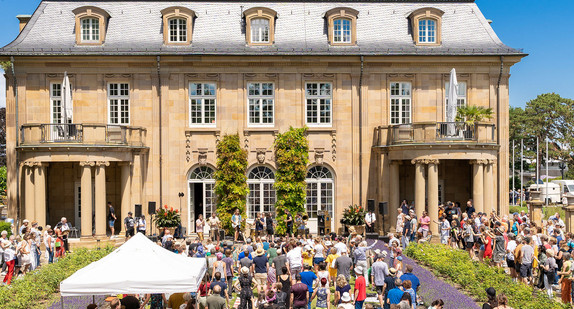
187, 166, 216, 234
306, 165, 335, 233
247, 166, 276, 219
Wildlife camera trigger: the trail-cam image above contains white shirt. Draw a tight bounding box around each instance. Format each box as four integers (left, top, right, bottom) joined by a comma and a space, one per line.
365, 213, 376, 224
286, 246, 302, 269
396, 214, 404, 233
314, 244, 325, 258
506, 240, 517, 260
334, 242, 347, 255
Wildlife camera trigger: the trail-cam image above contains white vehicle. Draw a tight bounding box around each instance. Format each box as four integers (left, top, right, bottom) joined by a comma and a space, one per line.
551, 180, 574, 203
529, 182, 561, 204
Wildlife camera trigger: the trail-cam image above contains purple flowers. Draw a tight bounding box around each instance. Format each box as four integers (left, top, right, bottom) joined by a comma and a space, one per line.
368, 240, 479, 309
49, 295, 107, 309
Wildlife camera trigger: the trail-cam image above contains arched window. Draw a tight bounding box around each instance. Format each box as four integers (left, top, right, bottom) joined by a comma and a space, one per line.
247, 166, 276, 219
409, 8, 444, 46
306, 166, 334, 218
73, 6, 109, 45
333, 18, 351, 43
168, 18, 188, 43
188, 166, 216, 233
251, 18, 270, 43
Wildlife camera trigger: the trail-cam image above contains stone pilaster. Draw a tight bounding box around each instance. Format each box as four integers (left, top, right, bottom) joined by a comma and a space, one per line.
119, 162, 132, 234
33, 163, 48, 227
80, 161, 94, 238
471, 159, 486, 214
94, 161, 109, 237
389, 160, 401, 233
483, 160, 495, 214
412, 159, 426, 220
427, 159, 439, 235
22, 162, 35, 221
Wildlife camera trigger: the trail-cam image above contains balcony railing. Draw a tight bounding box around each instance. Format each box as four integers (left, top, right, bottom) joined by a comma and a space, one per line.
377, 121, 496, 146
20, 123, 146, 147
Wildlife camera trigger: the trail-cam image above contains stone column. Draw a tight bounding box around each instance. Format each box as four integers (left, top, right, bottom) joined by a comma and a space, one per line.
483, 160, 495, 215
412, 159, 426, 220
80, 162, 94, 238
427, 159, 439, 235
23, 163, 35, 221
471, 160, 485, 214
120, 162, 132, 234
33, 163, 48, 227
389, 161, 401, 233
94, 161, 109, 237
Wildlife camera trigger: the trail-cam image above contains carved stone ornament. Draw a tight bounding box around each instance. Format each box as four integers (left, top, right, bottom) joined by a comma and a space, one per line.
314, 148, 325, 165
256, 148, 266, 164
198, 148, 208, 165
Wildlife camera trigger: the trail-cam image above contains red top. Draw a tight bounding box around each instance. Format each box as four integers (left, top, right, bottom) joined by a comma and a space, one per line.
354, 275, 367, 301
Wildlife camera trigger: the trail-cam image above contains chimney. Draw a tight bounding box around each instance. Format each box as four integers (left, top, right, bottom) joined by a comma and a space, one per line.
486, 19, 493, 25
17, 15, 32, 32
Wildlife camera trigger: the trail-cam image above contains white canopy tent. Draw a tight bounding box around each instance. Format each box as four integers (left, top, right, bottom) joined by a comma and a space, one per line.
60, 233, 206, 296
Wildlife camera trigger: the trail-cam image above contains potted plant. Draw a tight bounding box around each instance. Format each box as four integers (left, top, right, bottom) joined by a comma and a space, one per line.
153, 205, 181, 235
340, 204, 366, 235
455, 106, 494, 139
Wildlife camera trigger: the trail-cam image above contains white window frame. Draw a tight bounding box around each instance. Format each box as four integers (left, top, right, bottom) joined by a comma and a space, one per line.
445, 81, 467, 118
390, 82, 412, 125
418, 19, 437, 44
251, 18, 270, 43
81, 17, 100, 43
108, 83, 130, 125
50, 83, 63, 124
189, 82, 217, 127
247, 82, 275, 127
333, 18, 351, 43
247, 166, 276, 219
187, 166, 216, 234
168, 17, 187, 43
305, 166, 335, 219
305, 82, 332, 127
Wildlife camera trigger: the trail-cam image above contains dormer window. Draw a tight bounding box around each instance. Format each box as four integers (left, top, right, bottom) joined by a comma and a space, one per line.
409, 8, 444, 46
325, 7, 359, 46
161, 7, 195, 45
251, 18, 270, 43
243, 7, 277, 46
81, 18, 100, 42
73, 6, 109, 45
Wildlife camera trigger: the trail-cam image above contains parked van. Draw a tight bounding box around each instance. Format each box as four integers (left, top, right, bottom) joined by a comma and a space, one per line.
551, 180, 574, 203
529, 182, 561, 204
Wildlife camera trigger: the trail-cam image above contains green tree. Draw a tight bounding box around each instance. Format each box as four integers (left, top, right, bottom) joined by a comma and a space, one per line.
455, 105, 494, 126
274, 127, 309, 235
0, 166, 5, 195
214, 134, 249, 235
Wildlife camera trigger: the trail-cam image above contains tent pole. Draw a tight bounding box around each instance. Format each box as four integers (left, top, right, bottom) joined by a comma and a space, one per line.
92, 295, 95, 304
61, 296, 64, 309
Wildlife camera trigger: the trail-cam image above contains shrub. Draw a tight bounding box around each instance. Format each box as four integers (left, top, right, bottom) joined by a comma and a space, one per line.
405, 243, 569, 309
274, 127, 309, 235
0, 246, 114, 309
214, 134, 249, 235
0, 222, 12, 237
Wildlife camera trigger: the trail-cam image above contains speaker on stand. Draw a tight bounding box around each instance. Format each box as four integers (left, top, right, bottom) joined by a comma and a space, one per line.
148, 202, 156, 235
135, 204, 142, 218
379, 202, 387, 234
318, 213, 325, 236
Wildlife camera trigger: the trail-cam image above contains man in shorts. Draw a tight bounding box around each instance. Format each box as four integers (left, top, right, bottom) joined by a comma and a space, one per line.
124, 211, 135, 239
107, 202, 116, 238
463, 219, 475, 259
520, 236, 534, 284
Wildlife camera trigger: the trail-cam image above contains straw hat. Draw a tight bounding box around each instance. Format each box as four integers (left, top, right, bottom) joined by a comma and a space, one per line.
389, 267, 397, 275
241, 267, 249, 275
256, 247, 265, 256
341, 292, 352, 303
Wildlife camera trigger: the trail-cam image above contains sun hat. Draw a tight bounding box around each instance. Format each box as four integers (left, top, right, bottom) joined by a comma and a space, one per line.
341, 292, 352, 303
374, 249, 381, 255
325, 241, 332, 246
23, 219, 29, 223
355, 266, 364, 275
241, 267, 249, 275
381, 251, 388, 258
256, 247, 265, 256
486, 287, 496, 298
389, 267, 397, 275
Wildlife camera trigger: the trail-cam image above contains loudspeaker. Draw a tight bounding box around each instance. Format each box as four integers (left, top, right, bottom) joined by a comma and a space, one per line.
219, 229, 225, 240
148, 202, 156, 215
135, 204, 142, 218
147, 235, 158, 243
318, 214, 325, 229
366, 232, 379, 239
319, 227, 331, 236
379, 202, 387, 216
368, 199, 375, 212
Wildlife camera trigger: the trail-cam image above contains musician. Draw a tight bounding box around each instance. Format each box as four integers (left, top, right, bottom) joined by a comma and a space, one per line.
232, 209, 242, 242
285, 209, 294, 237
137, 215, 147, 235
365, 210, 376, 233
54, 217, 71, 252
209, 213, 221, 242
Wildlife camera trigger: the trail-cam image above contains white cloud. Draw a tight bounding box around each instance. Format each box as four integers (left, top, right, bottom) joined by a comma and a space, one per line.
0, 70, 5, 108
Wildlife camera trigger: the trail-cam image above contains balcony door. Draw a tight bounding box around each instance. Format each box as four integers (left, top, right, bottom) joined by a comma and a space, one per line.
187, 166, 216, 235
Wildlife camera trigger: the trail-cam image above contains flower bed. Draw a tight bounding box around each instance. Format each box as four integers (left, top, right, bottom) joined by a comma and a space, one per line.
405, 243, 569, 309
0, 247, 114, 309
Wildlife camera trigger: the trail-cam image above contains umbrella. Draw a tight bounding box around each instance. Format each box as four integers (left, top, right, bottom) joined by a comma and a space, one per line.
446, 68, 458, 136
62, 72, 73, 124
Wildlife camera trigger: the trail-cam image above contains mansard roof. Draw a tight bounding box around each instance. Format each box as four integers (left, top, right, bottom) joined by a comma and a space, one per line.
0, 0, 524, 56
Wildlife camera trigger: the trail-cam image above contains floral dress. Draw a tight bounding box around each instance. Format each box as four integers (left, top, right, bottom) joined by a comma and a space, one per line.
149, 294, 163, 309
315, 287, 329, 308
238, 275, 254, 309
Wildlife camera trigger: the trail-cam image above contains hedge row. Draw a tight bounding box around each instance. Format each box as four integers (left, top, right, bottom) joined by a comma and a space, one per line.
405, 243, 569, 309
0, 246, 114, 309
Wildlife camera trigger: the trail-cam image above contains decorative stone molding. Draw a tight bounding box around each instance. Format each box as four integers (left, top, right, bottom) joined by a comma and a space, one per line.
95, 161, 110, 167
185, 131, 192, 162
331, 132, 337, 162
197, 148, 208, 165
427, 159, 440, 165
79, 161, 96, 167
314, 148, 325, 165
256, 148, 267, 164
470, 159, 489, 165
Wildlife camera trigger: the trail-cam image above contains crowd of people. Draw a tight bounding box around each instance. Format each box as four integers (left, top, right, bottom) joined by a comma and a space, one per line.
395, 198, 574, 306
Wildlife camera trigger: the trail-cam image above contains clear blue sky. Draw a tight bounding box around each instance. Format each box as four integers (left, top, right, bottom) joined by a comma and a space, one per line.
0, 0, 573, 108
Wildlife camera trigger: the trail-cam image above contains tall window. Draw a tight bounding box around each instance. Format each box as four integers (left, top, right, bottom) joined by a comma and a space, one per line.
390, 82, 411, 125
108, 83, 130, 125
188, 166, 216, 219
418, 19, 436, 44
251, 18, 270, 43
189, 83, 216, 126
306, 83, 332, 126
445, 81, 467, 111
81, 18, 100, 42
248, 83, 274, 126
168, 18, 187, 43
50, 83, 63, 124
247, 166, 276, 219
333, 18, 351, 43
306, 166, 334, 219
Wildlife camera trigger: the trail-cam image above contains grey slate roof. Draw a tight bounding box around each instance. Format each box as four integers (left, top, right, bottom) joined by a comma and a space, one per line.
0, 0, 524, 56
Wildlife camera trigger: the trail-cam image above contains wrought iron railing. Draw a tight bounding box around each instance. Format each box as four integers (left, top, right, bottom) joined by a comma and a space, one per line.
20, 123, 146, 147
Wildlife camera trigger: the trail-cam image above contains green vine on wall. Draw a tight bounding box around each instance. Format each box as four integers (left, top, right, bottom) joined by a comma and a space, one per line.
274, 127, 309, 235
214, 134, 249, 235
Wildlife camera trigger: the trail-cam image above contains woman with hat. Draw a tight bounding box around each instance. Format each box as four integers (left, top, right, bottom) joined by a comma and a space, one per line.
234, 266, 259, 309
337, 292, 354, 309
482, 287, 497, 309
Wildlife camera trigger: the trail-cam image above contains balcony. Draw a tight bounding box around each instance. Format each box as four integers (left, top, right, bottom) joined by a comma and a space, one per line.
20, 123, 146, 148
376, 121, 496, 147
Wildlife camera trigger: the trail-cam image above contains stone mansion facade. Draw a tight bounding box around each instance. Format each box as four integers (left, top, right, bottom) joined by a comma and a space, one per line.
1, 0, 524, 237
